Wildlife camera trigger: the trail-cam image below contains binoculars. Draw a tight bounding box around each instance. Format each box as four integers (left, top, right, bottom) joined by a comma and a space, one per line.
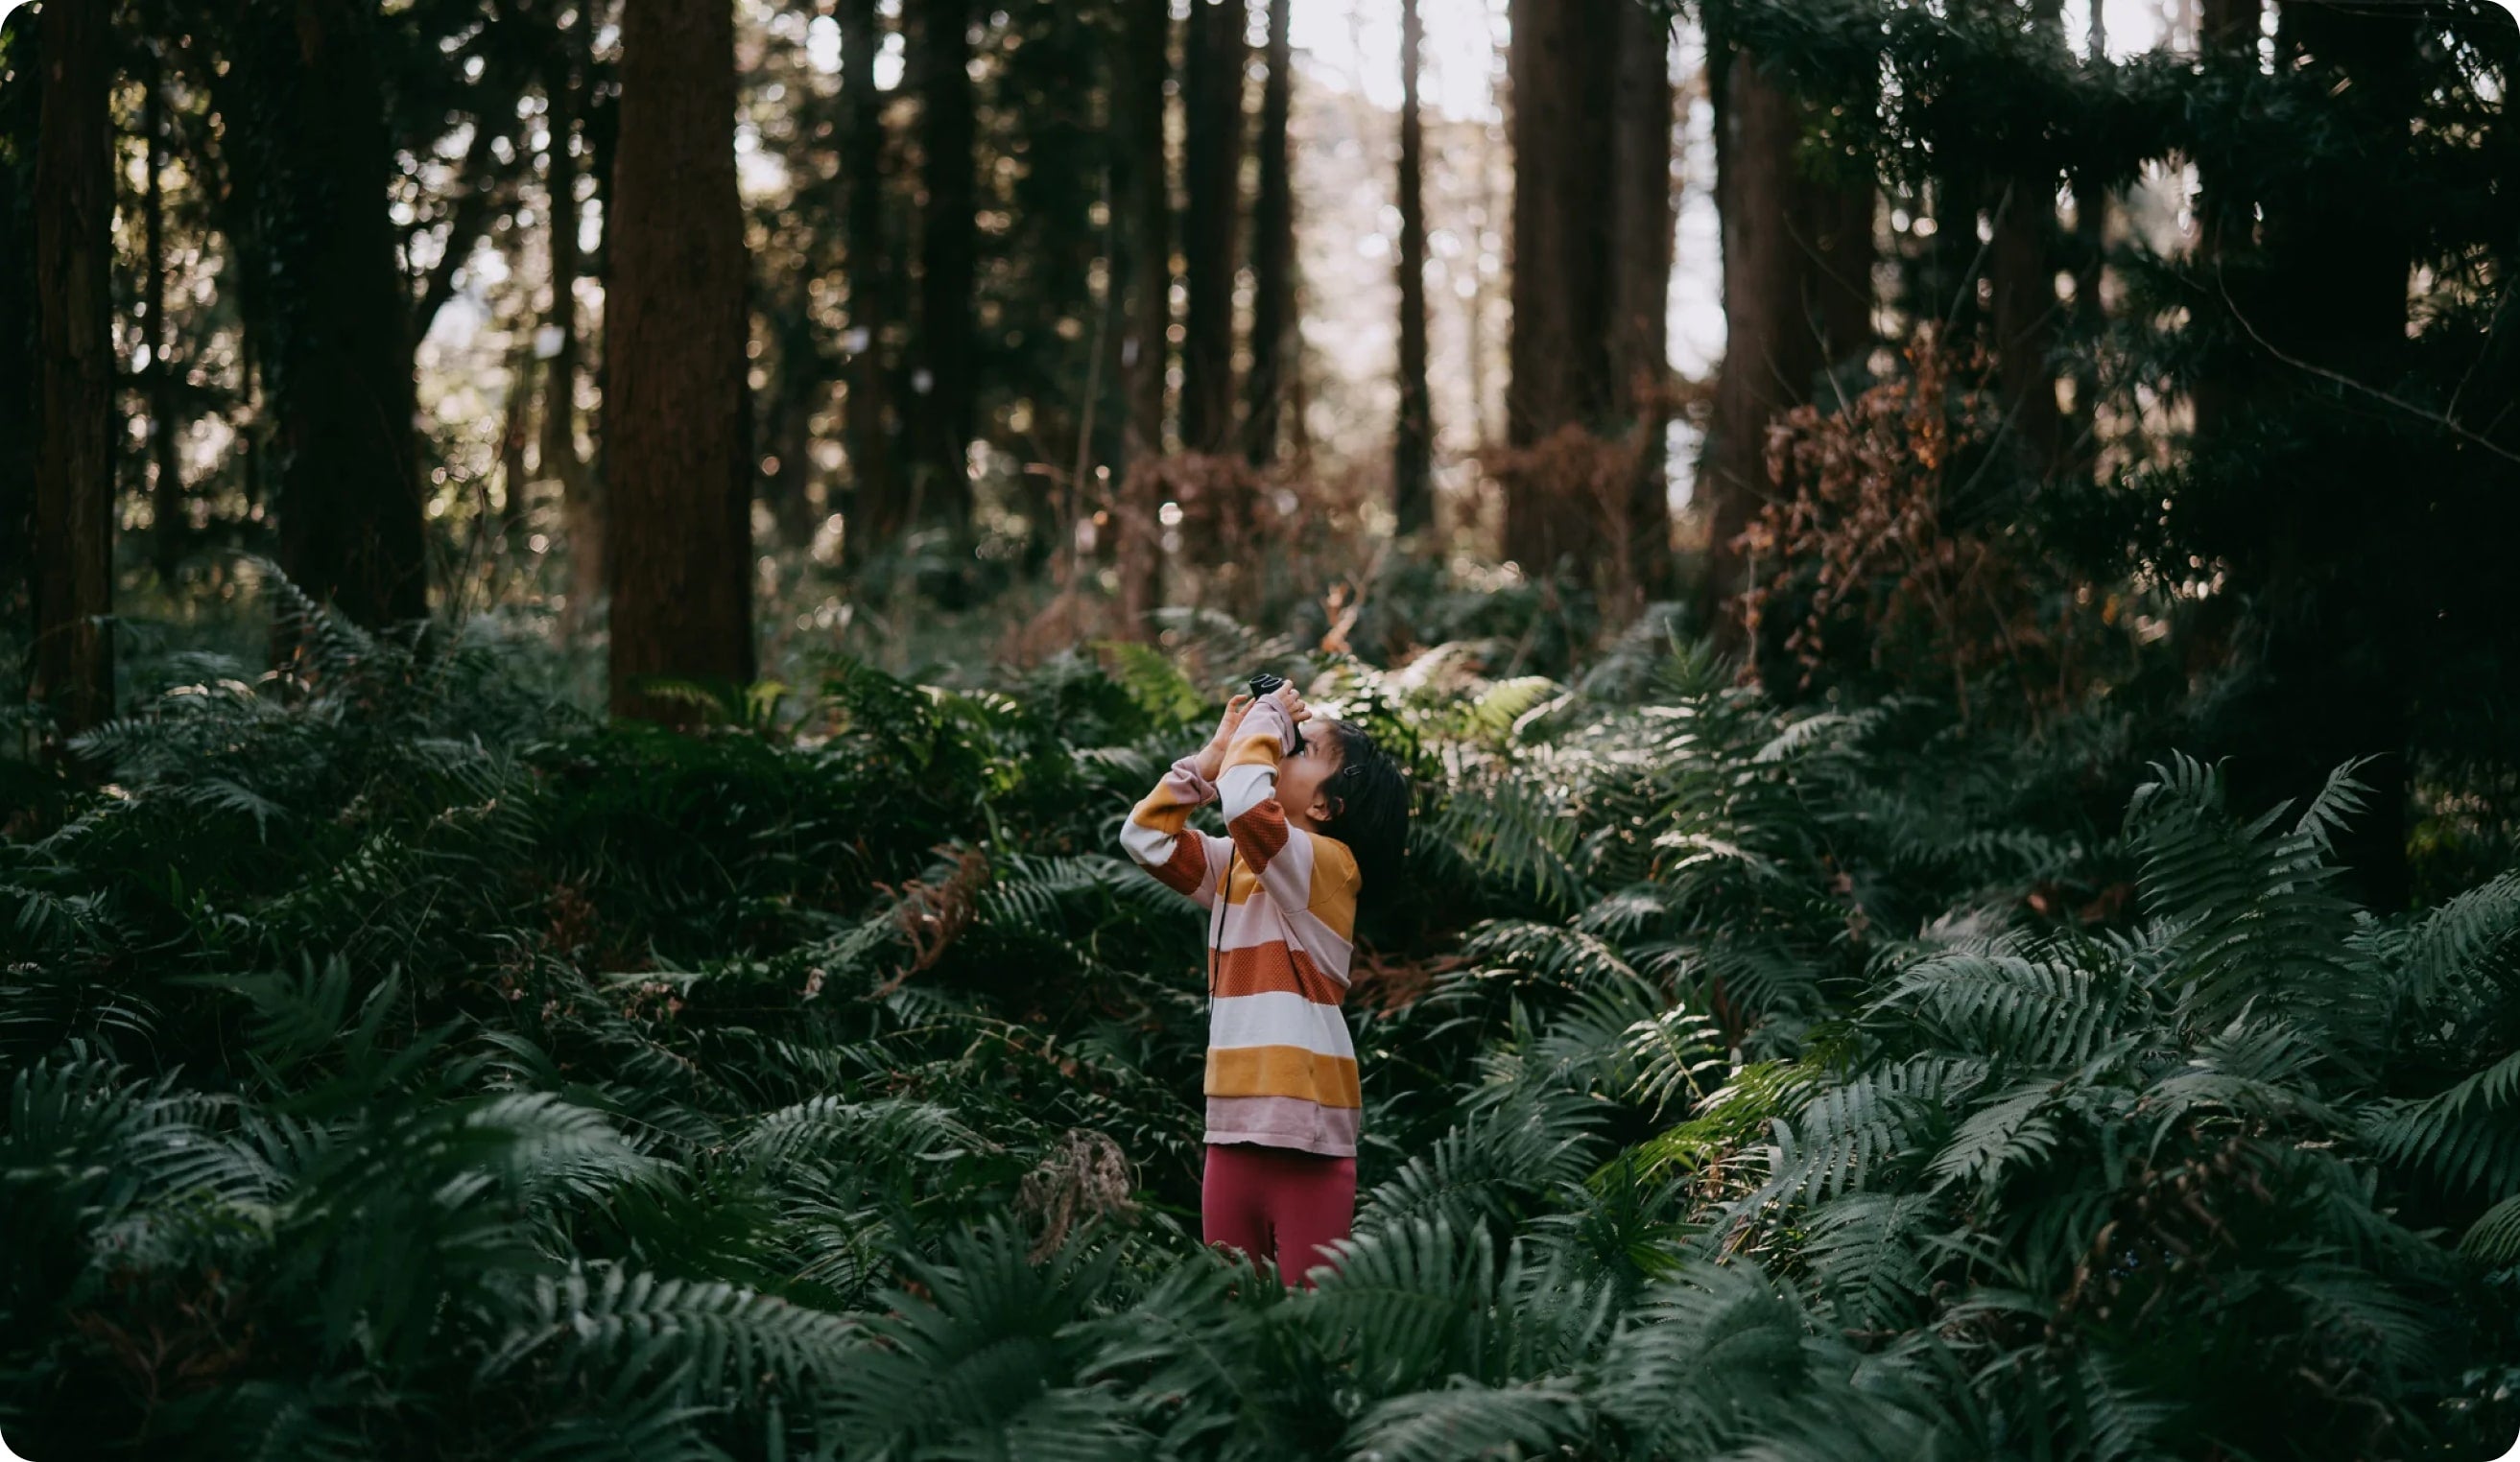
1248, 672, 1305, 754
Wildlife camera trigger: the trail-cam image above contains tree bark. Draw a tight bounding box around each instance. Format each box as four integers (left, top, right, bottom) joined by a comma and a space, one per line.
841, 0, 898, 563
2188, 0, 2259, 448
1179, 0, 1246, 456
33, 0, 115, 734
1697, 43, 1875, 651
1391, 0, 1433, 539
1988, 174, 2061, 473
1243, 0, 1293, 465
1985, 0, 2066, 479
144, 47, 187, 586
542, 0, 600, 637
913, 0, 976, 540
2238, 0, 2416, 911
1504, 0, 1615, 573
222, 0, 428, 630
1608, 1, 1676, 602
1113, 0, 1172, 634
762, 297, 823, 548
2067, 0, 2107, 481
606, 0, 753, 724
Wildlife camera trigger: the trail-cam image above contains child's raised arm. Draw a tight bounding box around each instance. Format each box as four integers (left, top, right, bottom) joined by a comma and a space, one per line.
1116, 693, 1252, 905
1216, 696, 1357, 961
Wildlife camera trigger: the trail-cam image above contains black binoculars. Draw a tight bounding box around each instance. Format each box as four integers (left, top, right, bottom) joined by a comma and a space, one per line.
1248, 672, 1305, 753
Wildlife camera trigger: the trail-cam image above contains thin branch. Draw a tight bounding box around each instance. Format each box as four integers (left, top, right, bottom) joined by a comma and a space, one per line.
2216, 271, 2520, 468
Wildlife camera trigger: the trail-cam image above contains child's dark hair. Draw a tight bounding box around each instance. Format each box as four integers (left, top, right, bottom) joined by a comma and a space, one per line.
1314, 719, 1411, 904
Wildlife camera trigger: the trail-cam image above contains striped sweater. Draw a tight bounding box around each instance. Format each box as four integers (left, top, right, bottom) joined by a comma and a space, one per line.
1118, 697, 1364, 1158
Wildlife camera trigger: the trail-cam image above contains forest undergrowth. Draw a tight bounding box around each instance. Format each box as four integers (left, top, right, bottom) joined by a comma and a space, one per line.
4, 580, 2518, 1462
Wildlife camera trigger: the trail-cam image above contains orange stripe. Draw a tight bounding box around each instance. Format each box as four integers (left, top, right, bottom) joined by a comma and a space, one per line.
1205, 1044, 1362, 1107
1223, 734, 1284, 769
1129, 790, 1196, 833
1206, 943, 1344, 1003
1151, 834, 1207, 895
1230, 803, 1289, 868
1305, 835, 1360, 932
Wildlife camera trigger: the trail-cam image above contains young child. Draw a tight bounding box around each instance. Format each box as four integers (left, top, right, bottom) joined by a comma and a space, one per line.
1118, 681, 1410, 1288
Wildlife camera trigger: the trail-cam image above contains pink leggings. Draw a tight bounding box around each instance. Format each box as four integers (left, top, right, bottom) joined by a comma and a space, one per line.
1201, 1142, 1357, 1288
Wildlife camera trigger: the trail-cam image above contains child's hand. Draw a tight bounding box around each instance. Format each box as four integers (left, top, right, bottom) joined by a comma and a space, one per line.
1268, 684, 1312, 727
1194, 693, 1254, 780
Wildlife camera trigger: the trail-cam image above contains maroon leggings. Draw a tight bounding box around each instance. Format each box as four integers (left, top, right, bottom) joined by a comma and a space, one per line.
1201, 1142, 1357, 1288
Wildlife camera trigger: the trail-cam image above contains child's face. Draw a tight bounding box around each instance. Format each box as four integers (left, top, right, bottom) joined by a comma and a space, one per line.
1275, 719, 1346, 830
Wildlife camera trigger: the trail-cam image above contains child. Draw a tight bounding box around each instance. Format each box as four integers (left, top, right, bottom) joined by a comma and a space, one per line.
1118, 681, 1410, 1288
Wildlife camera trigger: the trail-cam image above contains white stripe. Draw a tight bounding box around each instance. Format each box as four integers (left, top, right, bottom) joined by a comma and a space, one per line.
1117, 816, 1174, 866
1217, 761, 1277, 821
1209, 991, 1357, 1057
1208, 897, 1351, 978
1282, 904, 1354, 971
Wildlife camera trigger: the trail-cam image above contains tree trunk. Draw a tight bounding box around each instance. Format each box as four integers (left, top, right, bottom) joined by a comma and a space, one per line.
1112, 0, 1171, 634
842, 0, 898, 563
1391, 0, 1433, 539
1504, 0, 1615, 573
1608, 1, 1675, 602
223, 0, 427, 630
763, 298, 823, 548
33, 0, 115, 735
2241, 0, 2416, 911
144, 47, 186, 586
1243, 0, 1293, 466
1697, 44, 1874, 651
1988, 174, 2061, 474
0, 11, 36, 654
542, 0, 601, 635
1179, 0, 1245, 456
2188, 0, 2259, 449
606, 0, 753, 725
2067, 0, 2107, 481
498, 344, 533, 549
913, 0, 976, 541
1117, 0, 1170, 477
1985, 0, 2066, 479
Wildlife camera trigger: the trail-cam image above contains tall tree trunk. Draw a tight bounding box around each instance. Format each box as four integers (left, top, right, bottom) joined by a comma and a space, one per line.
2239, 0, 2416, 911
913, 0, 976, 541
32, 0, 115, 734
1933, 174, 1985, 337
1243, 0, 1293, 465
841, 0, 897, 563
1117, 0, 1170, 472
498, 344, 533, 548
1988, 172, 2061, 473
223, 0, 427, 629
1608, 1, 1675, 603
606, 0, 753, 724
1504, 0, 1615, 573
763, 298, 822, 548
1697, 43, 1875, 651
543, 0, 602, 637
0, 8, 36, 654
2188, 0, 2259, 449
1986, 0, 2066, 478
1113, 0, 1171, 634
587, 21, 620, 516
1179, 0, 1245, 456
1391, 0, 1433, 539
144, 47, 186, 586
2067, 0, 2107, 480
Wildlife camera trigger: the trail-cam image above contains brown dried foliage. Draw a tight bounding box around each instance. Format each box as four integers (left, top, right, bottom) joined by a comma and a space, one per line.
1728, 327, 2100, 727
1015, 1128, 1142, 1262
867, 843, 989, 998
65, 1265, 256, 1421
